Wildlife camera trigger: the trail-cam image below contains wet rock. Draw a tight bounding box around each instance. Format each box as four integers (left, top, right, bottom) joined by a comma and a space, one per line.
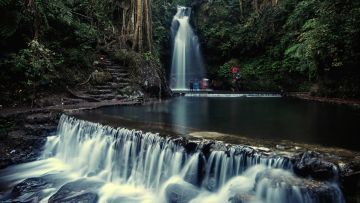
340, 158, 360, 203
51, 192, 98, 203
48, 179, 102, 203
165, 182, 200, 203
255, 169, 344, 203
24, 124, 57, 136
181, 153, 206, 187
0, 110, 60, 169
293, 151, 338, 181
128, 51, 171, 98
12, 177, 51, 195
276, 144, 292, 150
2, 175, 67, 202
26, 113, 57, 124
184, 141, 199, 153
229, 194, 255, 203
199, 141, 215, 158
0, 158, 12, 170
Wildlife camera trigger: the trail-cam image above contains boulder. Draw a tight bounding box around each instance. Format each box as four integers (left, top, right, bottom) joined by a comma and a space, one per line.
165, 182, 200, 203
127, 52, 172, 98
50, 192, 98, 203
293, 151, 338, 181
340, 158, 360, 203
48, 179, 102, 203
5, 175, 67, 202
12, 177, 50, 196
255, 168, 344, 203
184, 141, 199, 153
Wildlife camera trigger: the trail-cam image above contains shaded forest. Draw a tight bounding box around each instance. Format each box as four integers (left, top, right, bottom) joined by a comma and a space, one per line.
0, 0, 359, 107
193, 0, 360, 97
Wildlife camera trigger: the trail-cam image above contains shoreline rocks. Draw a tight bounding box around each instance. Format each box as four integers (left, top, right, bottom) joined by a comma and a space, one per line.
0, 110, 60, 169
1, 107, 359, 202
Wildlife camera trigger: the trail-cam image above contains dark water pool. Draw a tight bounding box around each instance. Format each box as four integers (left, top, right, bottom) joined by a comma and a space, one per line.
83, 97, 360, 151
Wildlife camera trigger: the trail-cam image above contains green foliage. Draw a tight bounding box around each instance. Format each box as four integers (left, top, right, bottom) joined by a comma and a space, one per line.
217, 62, 232, 78
195, 0, 360, 97
0, 0, 112, 100
9, 40, 63, 86
115, 49, 129, 62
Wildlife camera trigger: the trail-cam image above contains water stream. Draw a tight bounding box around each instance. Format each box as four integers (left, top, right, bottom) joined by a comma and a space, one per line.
0, 115, 345, 203
170, 6, 205, 90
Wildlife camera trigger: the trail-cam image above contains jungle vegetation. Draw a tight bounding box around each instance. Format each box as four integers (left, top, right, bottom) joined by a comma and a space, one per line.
0, 0, 359, 105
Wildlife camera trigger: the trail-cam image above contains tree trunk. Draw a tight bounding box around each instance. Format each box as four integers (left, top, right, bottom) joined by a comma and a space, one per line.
144, 0, 153, 52
272, 0, 278, 6
27, 0, 39, 40
132, 0, 143, 52
253, 0, 259, 14
239, 0, 244, 18
115, 0, 153, 52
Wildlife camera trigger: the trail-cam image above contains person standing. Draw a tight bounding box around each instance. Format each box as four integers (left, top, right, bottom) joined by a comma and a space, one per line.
189, 80, 194, 91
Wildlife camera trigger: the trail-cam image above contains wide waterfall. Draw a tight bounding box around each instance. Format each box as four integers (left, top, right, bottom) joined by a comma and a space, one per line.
170, 6, 206, 90
0, 115, 345, 203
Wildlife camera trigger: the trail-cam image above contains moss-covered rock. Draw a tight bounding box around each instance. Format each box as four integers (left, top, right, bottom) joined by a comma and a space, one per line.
90, 71, 112, 85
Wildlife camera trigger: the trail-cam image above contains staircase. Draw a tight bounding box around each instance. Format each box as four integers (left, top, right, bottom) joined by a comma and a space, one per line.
67, 55, 143, 103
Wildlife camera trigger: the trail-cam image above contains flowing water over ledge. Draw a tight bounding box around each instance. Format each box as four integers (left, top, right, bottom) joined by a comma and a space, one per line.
0, 115, 345, 203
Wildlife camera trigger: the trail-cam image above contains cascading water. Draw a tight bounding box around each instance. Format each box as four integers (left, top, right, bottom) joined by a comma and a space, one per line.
170, 6, 206, 90
0, 115, 345, 203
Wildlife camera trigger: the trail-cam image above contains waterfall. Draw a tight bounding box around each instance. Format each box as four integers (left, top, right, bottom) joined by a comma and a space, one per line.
0, 115, 345, 203
170, 6, 206, 90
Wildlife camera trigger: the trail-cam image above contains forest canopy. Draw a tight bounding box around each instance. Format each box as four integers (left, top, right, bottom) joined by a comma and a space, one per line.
0, 0, 359, 103
193, 0, 360, 97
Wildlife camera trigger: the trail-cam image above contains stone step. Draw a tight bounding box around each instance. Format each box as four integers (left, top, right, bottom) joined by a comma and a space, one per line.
104, 68, 128, 73
86, 89, 114, 94
24, 124, 58, 135
116, 83, 130, 87
25, 113, 55, 124
93, 96, 116, 100
114, 78, 131, 83
108, 82, 130, 88
100, 59, 112, 63
105, 65, 122, 69
111, 71, 129, 75
111, 73, 129, 77
93, 85, 114, 89
116, 95, 128, 100
113, 78, 130, 83
61, 98, 86, 106
88, 94, 117, 100
99, 62, 112, 66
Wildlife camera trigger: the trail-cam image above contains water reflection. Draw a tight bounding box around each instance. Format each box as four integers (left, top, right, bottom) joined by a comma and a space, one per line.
86, 97, 360, 151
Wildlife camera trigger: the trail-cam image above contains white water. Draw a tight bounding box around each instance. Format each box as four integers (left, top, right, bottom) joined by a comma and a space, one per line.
184, 93, 282, 98
0, 115, 345, 203
170, 6, 206, 90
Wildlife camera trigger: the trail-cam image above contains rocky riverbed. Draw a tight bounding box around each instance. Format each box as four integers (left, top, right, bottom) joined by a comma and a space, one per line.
1, 102, 360, 202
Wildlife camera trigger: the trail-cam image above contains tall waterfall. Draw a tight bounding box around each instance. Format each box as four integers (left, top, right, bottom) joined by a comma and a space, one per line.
0, 115, 345, 203
170, 6, 206, 90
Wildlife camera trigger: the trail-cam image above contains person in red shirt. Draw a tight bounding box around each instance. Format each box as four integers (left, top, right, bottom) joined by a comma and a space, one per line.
230, 66, 241, 91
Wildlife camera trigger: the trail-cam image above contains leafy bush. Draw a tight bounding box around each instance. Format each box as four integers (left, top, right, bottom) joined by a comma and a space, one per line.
8, 40, 63, 86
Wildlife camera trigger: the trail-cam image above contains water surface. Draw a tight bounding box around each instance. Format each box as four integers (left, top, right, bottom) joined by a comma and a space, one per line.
84, 97, 360, 151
